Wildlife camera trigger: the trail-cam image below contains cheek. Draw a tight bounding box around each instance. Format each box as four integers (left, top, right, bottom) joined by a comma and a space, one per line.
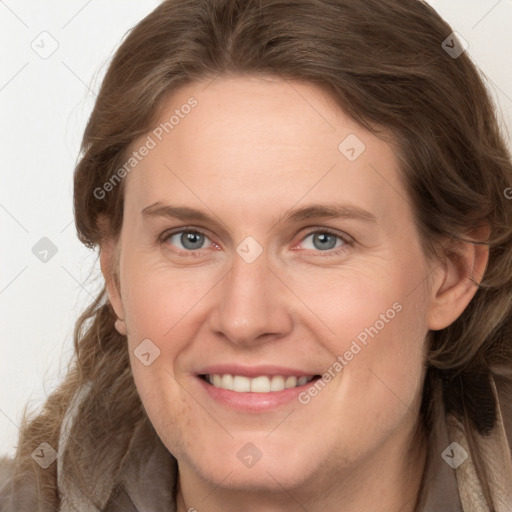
130, 360, 191, 455
121, 255, 213, 350
288, 260, 418, 348
120, 258, 219, 447
298, 260, 428, 418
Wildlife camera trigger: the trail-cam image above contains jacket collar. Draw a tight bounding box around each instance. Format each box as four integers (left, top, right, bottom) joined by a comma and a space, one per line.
417, 381, 463, 511
57, 388, 178, 512
418, 375, 512, 511
102, 419, 178, 512
450, 376, 512, 511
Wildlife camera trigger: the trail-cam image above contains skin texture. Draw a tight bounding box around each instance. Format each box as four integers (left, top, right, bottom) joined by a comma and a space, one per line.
100, 75, 489, 511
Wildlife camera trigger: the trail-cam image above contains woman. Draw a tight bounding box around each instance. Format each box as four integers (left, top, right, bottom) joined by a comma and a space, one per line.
2, 0, 512, 510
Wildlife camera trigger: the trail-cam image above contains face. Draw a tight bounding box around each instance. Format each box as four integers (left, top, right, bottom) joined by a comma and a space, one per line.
104, 75, 436, 495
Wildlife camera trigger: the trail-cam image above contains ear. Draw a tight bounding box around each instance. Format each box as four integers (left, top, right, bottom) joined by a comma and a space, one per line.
98, 215, 126, 329
427, 225, 490, 331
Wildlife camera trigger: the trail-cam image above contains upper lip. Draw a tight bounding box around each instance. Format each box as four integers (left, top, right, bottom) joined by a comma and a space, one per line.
196, 364, 319, 378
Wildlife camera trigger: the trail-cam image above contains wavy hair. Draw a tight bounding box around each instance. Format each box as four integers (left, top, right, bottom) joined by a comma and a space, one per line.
6, 0, 512, 509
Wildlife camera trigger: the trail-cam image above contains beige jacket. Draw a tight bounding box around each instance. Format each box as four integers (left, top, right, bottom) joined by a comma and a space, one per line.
1, 376, 512, 511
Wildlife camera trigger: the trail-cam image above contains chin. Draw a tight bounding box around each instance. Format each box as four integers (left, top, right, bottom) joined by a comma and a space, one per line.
192, 458, 315, 493
176, 434, 324, 493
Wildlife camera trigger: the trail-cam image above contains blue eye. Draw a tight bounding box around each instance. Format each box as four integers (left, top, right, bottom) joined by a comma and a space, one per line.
161, 228, 351, 257
301, 230, 347, 252
165, 230, 212, 251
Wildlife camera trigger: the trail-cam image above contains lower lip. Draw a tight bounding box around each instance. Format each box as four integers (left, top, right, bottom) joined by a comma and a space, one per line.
197, 376, 320, 413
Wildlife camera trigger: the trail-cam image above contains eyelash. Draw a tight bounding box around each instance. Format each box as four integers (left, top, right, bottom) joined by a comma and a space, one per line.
159, 227, 353, 258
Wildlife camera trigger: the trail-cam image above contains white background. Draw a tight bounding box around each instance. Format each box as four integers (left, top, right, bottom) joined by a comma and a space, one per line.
1, 0, 511, 457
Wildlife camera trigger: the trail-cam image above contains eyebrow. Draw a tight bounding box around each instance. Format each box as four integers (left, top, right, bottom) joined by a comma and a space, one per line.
277, 203, 377, 225
141, 202, 377, 225
142, 203, 223, 225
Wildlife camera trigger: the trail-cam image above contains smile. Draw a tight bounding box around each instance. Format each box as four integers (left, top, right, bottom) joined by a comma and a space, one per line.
202, 374, 316, 393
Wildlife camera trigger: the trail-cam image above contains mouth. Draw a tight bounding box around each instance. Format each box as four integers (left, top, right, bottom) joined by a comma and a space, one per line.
194, 365, 324, 412
199, 373, 319, 393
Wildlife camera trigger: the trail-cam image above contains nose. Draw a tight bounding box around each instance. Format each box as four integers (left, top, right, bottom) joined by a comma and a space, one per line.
208, 252, 293, 347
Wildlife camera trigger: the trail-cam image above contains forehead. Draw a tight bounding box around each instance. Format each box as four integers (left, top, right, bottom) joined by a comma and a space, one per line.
123, 75, 409, 230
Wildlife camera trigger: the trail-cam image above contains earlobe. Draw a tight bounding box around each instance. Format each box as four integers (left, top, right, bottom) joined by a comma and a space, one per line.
114, 318, 127, 336
427, 229, 489, 331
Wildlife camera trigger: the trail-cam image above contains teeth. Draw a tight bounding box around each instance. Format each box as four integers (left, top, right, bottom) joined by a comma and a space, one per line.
221, 374, 234, 390
251, 376, 270, 393
205, 374, 314, 393
297, 376, 308, 386
285, 376, 297, 389
270, 375, 285, 391
233, 375, 251, 392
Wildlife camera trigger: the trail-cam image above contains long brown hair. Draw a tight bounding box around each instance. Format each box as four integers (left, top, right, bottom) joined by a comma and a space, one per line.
7, 0, 512, 508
